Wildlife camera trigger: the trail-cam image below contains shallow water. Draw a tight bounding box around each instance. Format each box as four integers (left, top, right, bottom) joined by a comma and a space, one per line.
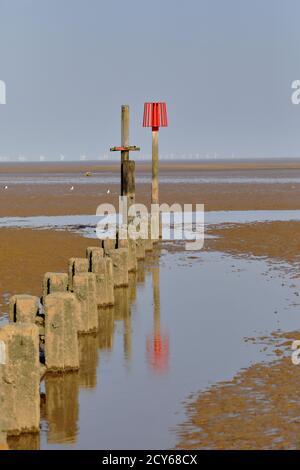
1, 210, 300, 239
2, 172, 300, 185
34, 248, 300, 450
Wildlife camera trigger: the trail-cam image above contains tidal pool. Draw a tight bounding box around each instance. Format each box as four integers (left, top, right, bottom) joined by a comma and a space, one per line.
30, 247, 300, 450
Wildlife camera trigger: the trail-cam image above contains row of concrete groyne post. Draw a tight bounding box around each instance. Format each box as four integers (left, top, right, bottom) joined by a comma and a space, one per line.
0, 229, 155, 448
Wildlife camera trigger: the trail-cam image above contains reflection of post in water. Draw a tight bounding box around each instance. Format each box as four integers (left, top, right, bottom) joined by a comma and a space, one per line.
114, 287, 129, 322
78, 333, 99, 389
98, 307, 115, 351
146, 264, 170, 373
7, 432, 40, 450
0, 432, 9, 450
124, 271, 138, 362
114, 286, 132, 363
137, 259, 145, 284
128, 271, 137, 304
44, 372, 79, 445
153, 267, 160, 337
114, 267, 140, 363
96, 253, 154, 368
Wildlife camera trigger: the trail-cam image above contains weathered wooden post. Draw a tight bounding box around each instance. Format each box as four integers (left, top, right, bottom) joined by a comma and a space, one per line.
102, 238, 116, 252
68, 257, 89, 290
122, 160, 136, 210
86, 246, 104, 271
110, 105, 140, 206
110, 104, 140, 258
87, 250, 114, 307
72, 273, 98, 333
9, 295, 45, 366
0, 323, 40, 435
105, 248, 129, 288
143, 102, 168, 205
93, 257, 115, 307
43, 272, 69, 298
117, 233, 137, 272
9, 294, 40, 324
116, 233, 128, 249
44, 292, 80, 372
120, 106, 136, 208
121, 105, 130, 162
152, 129, 159, 204
143, 102, 168, 240
86, 246, 111, 307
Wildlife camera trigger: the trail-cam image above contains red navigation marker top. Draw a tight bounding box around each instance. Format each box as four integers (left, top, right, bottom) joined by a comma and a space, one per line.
143, 102, 168, 131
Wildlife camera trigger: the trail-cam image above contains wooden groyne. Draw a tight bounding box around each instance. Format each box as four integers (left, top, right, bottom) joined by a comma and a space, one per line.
0, 223, 155, 442
0, 104, 164, 445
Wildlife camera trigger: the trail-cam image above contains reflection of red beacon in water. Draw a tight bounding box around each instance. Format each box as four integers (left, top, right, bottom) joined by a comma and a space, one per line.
146, 265, 170, 374
146, 333, 169, 373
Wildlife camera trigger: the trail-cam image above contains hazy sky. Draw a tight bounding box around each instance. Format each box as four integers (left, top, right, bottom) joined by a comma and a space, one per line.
0, 0, 299, 161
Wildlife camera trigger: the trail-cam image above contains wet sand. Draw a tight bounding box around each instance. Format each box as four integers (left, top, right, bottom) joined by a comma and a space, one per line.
3, 182, 300, 216
1, 161, 300, 216
207, 221, 300, 264
0, 228, 96, 313
176, 331, 300, 450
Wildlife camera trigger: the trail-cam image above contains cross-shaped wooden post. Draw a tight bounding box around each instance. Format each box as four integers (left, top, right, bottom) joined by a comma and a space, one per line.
110, 105, 140, 202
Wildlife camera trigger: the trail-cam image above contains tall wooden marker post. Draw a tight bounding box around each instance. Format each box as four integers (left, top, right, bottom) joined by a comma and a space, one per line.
110, 105, 140, 221
143, 102, 168, 205
143, 102, 168, 239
